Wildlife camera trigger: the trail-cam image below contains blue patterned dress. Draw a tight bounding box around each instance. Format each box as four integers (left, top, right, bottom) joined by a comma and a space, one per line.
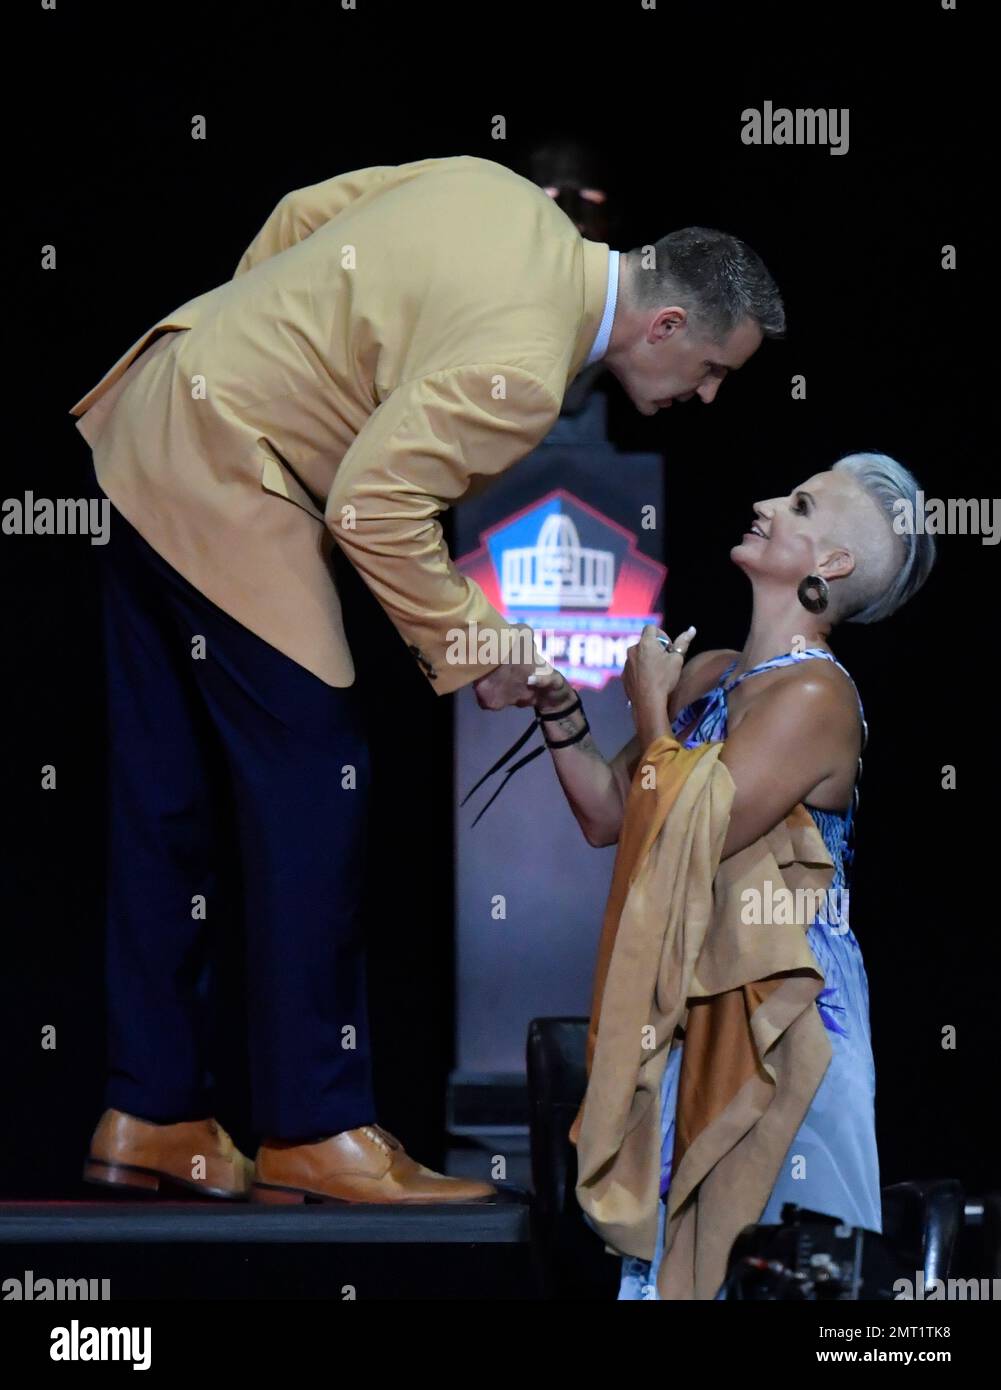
618, 649, 882, 1300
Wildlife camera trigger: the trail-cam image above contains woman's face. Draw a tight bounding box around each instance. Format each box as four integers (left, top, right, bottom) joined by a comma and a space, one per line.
730, 470, 858, 587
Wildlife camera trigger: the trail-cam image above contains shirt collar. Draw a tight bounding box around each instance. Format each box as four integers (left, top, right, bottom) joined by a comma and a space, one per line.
584, 249, 619, 366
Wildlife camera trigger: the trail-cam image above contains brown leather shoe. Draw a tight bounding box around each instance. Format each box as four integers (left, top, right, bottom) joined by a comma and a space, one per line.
83, 1108, 254, 1199
252, 1124, 498, 1204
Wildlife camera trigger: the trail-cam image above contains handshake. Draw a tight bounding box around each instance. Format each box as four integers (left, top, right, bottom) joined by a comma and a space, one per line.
471, 621, 697, 717
470, 623, 573, 714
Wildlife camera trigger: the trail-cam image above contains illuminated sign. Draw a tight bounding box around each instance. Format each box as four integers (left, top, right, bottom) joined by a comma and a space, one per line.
456, 488, 667, 690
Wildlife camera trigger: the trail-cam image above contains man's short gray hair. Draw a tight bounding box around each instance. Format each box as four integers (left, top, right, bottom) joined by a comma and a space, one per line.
626, 226, 785, 341
831, 452, 937, 624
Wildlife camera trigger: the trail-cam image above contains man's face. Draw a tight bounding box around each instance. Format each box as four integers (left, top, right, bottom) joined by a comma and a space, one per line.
608, 312, 763, 417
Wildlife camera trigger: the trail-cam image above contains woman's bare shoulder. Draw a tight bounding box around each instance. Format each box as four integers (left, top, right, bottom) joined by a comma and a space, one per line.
684, 647, 741, 678
739, 656, 861, 741
773, 654, 859, 707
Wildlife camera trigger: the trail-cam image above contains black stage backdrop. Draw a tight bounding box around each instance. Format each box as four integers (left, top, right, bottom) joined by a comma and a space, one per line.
3, 1, 994, 1203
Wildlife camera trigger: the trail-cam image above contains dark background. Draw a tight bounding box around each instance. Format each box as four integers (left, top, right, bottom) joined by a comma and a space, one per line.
4, 1, 994, 1201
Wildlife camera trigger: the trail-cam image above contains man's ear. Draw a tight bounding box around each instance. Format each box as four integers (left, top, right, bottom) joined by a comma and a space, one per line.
655, 306, 688, 340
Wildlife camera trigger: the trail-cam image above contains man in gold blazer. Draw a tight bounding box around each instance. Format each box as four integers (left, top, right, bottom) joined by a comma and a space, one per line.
70, 154, 784, 1204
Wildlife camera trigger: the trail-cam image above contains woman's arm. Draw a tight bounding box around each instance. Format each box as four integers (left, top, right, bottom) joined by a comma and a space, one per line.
529, 690, 628, 848
718, 673, 859, 859
531, 626, 695, 847
535, 641, 857, 859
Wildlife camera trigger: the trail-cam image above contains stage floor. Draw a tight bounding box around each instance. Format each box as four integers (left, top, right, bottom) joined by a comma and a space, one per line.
0, 1191, 539, 1299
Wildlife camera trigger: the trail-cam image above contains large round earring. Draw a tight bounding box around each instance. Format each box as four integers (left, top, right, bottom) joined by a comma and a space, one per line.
797, 574, 830, 614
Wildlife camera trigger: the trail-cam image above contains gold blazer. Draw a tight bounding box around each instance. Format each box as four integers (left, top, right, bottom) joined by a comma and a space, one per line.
69, 156, 610, 690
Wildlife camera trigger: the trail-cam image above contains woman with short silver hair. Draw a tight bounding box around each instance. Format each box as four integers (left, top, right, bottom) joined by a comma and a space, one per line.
529, 450, 936, 1299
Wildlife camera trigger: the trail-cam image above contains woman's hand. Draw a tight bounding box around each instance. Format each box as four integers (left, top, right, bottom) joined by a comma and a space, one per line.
623, 625, 696, 748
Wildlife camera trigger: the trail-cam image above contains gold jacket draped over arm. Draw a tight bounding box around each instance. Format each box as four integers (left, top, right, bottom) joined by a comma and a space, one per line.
571, 732, 837, 1300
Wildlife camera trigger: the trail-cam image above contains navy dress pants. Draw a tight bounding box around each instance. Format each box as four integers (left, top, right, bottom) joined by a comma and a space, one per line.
84, 460, 376, 1140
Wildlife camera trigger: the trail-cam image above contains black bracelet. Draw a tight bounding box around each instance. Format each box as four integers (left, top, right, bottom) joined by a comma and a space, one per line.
459, 683, 588, 826
536, 692, 582, 722
544, 721, 591, 750
540, 691, 589, 748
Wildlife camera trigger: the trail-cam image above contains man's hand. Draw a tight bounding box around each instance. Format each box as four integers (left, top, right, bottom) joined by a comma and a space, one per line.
526, 666, 576, 714
472, 622, 548, 710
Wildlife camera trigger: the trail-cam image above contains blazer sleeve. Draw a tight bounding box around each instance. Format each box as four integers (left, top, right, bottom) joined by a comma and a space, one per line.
232, 165, 396, 275
325, 364, 562, 695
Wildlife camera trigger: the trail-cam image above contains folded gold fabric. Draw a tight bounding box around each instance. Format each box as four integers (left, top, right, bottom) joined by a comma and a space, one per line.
570, 732, 836, 1299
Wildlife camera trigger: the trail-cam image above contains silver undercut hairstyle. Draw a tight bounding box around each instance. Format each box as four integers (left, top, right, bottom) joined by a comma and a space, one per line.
831, 452, 937, 624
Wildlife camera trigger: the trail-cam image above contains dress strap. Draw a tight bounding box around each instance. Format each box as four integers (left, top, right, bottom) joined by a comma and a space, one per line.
809, 651, 868, 748
721, 647, 829, 691
672, 659, 736, 731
